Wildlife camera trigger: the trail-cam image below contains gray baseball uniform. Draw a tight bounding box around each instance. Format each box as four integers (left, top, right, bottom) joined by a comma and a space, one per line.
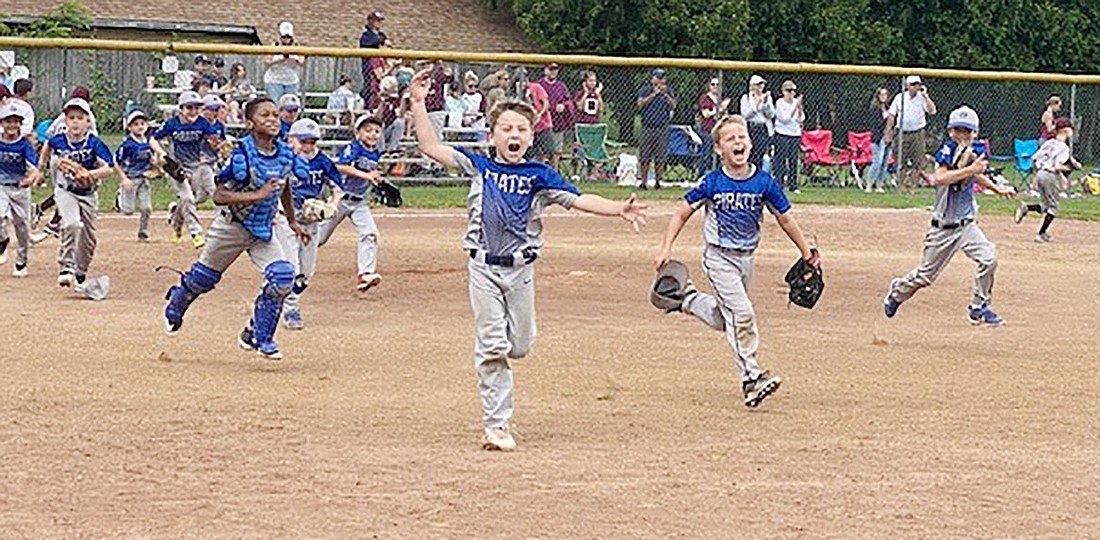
315, 196, 378, 276
170, 164, 215, 236
273, 213, 318, 313
453, 147, 580, 432
0, 185, 32, 267
887, 139, 997, 308
683, 246, 763, 383
198, 212, 287, 273
118, 177, 152, 237
55, 187, 98, 276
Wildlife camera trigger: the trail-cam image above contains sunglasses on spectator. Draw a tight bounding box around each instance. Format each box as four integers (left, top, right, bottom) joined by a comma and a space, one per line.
182, 104, 199, 110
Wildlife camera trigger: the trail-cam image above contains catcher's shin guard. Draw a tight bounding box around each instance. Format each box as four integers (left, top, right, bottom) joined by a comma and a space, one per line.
250, 260, 295, 346
163, 262, 222, 333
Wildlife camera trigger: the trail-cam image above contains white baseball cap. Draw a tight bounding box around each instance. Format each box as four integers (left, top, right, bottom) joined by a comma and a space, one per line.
749, 74, 766, 86
947, 105, 980, 132
289, 118, 322, 140
279, 21, 294, 37
178, 90, 203, 107
125, 110, 148, 126
354, 114, 378, 130
63, 98, 93, 115
278, 93, 301, 111
0, 104, 24, 121
906, 75, 923, 86
203, 94, 226, 109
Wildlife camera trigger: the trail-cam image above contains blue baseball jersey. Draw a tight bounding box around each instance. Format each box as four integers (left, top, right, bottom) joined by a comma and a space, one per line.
453, 147, 581, 257
202, 119, 226, 162
931, 139, 989, 223
115, 135, 154, 180
685, 166, 791, 252
217, 135, 304, 241
279, 120, 292, 142
337, 139, 381, 197
154, 116, 216, 166
48, 133, 114, 191
291, 151, 343, 210
0, 138, 39, 186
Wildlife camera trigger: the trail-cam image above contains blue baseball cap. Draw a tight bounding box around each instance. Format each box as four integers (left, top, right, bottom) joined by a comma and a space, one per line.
651, 68, 666, 78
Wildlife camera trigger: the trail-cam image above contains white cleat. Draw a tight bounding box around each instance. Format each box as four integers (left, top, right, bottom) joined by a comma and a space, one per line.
356, 273, 382, 292
483, 426, 517, 452
12, 264, 27, 278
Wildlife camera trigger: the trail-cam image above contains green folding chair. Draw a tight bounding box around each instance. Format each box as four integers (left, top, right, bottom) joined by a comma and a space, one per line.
574, 123, 612, 181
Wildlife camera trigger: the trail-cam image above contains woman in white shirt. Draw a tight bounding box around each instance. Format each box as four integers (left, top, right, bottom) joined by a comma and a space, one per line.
738, 74, 774, 168
772, 80, 805, 192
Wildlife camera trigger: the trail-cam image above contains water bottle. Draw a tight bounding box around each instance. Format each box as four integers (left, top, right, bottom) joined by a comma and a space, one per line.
762, 153, 772, 175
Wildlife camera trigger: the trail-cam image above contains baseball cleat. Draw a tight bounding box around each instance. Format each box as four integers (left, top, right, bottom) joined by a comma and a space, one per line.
171, 230, 184, 244
73, 275, 87, 293
357, 273, 382, 292
883, 279, 901, 318
743, 371, 782, 408
237, 326, 255, 350
166, 202, 177, 225
1034, 233, 1051, 243
1014, 202, 1028, 224
12, 263, 27, 278
968, 303, 1004, 327
31, 203, 42, 227
254, 341, 283, 360
43, 221, 60, 238
29, 231, 50, 245
138, 232, 150, 243
191, 233, 205, 250
163, 290, 183, 335
284, 309, 303, 330
57, 271, 74, 288
483, 426, 517, 452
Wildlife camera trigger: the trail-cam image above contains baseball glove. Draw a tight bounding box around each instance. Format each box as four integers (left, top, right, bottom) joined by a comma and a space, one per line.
371, 180, 403, 208
218, 139, 236, 162
650, 260, 692, 313
300, 198, 338, 224
163, 156, 185, 183
952, 144, 977, 170
784, 249, 823, 309
57, 158, 94, 187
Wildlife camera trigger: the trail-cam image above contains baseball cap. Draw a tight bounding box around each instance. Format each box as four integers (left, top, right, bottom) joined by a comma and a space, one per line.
947, 105, 979, 132
546, 62, 560, 70
354, 114, 378, 130
178, 91, 203, 107
0, 104, 24, 121
69, 85, 91, 100
63, 97, 93, 116
1054, 117, 1074, 131
279, 21, 294, 37
194, 54, 211, 65
906, 75, 922, 86
125, 110, 148, 126
203, 94, 226, 109
368, 11, 385, 21
289, 118, 322, 140
749, 74, 766, 86
278, 94, 301, 111
651, 68, 666, 78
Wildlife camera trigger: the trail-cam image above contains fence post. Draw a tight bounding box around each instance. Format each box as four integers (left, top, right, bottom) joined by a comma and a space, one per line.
894, 75, 905, 190
1070, 83, 1078, 155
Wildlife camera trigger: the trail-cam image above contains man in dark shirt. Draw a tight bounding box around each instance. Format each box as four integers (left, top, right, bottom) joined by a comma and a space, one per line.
637, 68, 677, 189
359, 11, 387, 104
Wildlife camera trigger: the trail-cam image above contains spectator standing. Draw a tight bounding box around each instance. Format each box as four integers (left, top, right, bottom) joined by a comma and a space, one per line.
0, 58, 13, 92
263, 22, 305, 102
358, 11, 387, 104
865, 86, 891, 193
1039, 95, 1062, 141
739, 74, 774, 168
8, 79, 35, 141
885, 75, 937, 189
696, 77, 729, 174
538, 63, 574, 169
484, 69, 510, 115
636, 68, 677, 190
772, 80, 805, 192
526, 81, 553, 161
573, 71, 603, 125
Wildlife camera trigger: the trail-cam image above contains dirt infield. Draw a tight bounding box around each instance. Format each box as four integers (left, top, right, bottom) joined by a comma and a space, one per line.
1, 203, 1098, 538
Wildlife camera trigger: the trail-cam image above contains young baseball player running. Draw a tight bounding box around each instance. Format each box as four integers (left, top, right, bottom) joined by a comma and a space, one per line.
154, 90, 220, 249
0, 104, 42, 276
162, 97, 311, 360
410, 69, 647, 452
1015, 117, 1075, 243
115, 110, 167, 242
40, 98, 115, 292
276, 118, 343, 329
316, 115, 384, 292
654, 114, 820, 408
883, 106, 1016, 326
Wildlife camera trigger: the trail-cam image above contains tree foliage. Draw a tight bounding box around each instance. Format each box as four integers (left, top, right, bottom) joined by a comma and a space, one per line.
490, 0, 1100, 72
0, 1, 92, 38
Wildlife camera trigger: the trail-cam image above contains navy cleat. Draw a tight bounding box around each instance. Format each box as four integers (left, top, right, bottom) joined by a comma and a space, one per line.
883, 279, 901, 318
254, 341, 284, 360
237, 325, 255, 350
968, 303, 1004, 327
163, 286, 187, 335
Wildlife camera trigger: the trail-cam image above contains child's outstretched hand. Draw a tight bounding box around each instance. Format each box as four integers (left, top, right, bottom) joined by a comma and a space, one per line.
408, 69, 433, 104
620, 193, 648, 232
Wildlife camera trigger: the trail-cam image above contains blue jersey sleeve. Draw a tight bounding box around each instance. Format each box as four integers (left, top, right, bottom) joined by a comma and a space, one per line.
48, 134, 64, 152
23, 140, 39, 167
684, 174, 711, 206
91, 137, 115, 166
337, 143, 357, 166
534, 166, 581, 196
763, 175, 791, 215
934, 140, 956, 167
153, 119, 173, 141
322, 155, 345, 189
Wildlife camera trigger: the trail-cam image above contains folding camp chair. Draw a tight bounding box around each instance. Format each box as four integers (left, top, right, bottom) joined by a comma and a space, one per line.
800, 130, 851, 186
667, 125, 707, 178
1013, 138, 1039, 188
574, 123, 612, 181
846, 131, 873, 189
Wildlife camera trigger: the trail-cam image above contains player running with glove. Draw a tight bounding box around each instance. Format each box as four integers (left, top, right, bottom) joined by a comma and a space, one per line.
654, 114, 820, 408
409, 68, 647, 452
162, 97, 311, 360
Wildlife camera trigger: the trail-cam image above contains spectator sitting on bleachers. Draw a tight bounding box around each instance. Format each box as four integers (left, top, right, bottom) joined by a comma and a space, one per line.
221, 63, 257, 106
376, 75, 407, 154
210, 58, 229, 91
192, 55, 217, 88
460, 71, 486, 129
327, 75, 359, 125
445, 83, 469, 130
278, 94, 302, 141
483, 69, 509, 116
191, 77, 212, 98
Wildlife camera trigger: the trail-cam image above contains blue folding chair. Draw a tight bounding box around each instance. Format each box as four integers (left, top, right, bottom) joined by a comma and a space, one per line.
667, 125, 706, 176
1013, 138, 1039, 187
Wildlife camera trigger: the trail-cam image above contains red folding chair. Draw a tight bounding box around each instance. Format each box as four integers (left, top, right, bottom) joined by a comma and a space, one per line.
846, 131, 873, 188
800, 130, 851, 186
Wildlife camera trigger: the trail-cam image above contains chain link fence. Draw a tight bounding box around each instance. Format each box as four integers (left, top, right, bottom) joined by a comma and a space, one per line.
5, 44, 1095, 189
